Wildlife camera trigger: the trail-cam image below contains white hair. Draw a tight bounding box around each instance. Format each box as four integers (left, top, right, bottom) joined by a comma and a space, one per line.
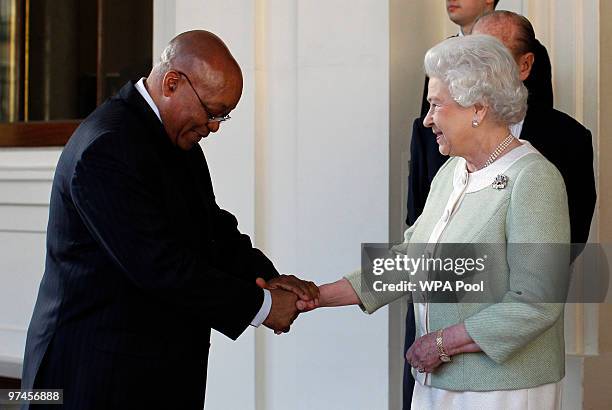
424, 34, 528, 125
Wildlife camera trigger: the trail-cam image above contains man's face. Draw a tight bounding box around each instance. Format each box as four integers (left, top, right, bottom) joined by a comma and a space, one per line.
446, 0, 494, 29
162, 70, 243, 150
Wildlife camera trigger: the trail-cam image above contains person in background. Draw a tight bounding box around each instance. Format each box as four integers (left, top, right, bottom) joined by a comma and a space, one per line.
447, 0, 500, 35
472, 10, 596, 255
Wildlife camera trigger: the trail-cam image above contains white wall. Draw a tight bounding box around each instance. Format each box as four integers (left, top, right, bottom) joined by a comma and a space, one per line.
520, 1, 600, 408
0, 148, 61, 378
259, 1, 390, 408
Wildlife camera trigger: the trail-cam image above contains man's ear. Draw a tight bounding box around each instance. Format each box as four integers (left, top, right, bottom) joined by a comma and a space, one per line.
162, 71, 180, 97
517, 52, 535, 82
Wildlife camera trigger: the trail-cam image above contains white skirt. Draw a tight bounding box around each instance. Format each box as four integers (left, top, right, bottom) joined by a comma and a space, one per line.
411, 380, 562, 410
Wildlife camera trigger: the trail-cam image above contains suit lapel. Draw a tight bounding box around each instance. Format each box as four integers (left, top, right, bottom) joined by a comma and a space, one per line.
117, 81, 172, 150
520, 105, 551, 150
115, 81, 216, 240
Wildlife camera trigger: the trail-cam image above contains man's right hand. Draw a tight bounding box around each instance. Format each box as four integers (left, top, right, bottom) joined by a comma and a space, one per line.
263, 288, 299, 333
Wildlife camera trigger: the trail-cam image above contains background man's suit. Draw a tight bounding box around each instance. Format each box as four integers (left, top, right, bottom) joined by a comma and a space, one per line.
21, 82, 278, 409
402, 40, 596, 409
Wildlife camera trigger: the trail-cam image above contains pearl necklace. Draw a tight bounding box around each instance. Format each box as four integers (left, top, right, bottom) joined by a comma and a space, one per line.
482, 133, 515, 169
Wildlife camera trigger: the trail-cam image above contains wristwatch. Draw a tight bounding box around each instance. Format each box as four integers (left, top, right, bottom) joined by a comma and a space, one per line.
436, 329, 452, 363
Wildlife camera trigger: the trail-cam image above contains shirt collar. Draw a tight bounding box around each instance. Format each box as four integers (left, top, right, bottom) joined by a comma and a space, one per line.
510, 119, 525, 138
455, 141, 539, 193
134, 77, 162, 123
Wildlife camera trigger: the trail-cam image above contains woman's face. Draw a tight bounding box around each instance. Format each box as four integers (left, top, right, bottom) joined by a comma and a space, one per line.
423, 77, 474, 157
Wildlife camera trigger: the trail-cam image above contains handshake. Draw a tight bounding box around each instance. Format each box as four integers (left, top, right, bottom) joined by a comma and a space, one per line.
256, 275, 321, 334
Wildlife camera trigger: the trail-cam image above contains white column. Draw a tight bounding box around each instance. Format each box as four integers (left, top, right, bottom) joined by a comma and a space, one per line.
172, 1, 259, 409
253, 1, 299, 409
255, 0, 390, 409
522, 1, 600, 409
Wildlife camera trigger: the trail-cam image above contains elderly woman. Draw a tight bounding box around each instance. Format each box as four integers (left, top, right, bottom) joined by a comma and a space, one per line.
299, 35, 570, 409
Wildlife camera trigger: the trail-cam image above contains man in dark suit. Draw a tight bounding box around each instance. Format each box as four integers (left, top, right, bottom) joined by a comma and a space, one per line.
21, 30, 317, 410
403, 10, 596, 409
473, 11, 596, 250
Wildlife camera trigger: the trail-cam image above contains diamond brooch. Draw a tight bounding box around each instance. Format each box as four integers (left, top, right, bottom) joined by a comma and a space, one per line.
492, 174, 509, 190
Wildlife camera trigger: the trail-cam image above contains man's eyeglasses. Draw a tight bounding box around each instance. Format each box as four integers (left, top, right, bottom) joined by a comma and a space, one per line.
176, 71, 231, 123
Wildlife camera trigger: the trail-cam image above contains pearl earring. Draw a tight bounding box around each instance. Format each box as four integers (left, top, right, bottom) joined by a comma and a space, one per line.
472, 117, 480, 128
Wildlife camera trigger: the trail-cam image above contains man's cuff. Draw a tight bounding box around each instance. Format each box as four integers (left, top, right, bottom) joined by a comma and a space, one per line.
250, 289, 271, 327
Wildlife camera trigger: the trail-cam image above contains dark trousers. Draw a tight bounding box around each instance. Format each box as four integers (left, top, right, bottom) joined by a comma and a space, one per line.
402, 303, 416, 410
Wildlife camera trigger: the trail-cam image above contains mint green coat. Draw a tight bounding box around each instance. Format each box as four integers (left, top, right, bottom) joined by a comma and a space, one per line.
346, 151, 570, 391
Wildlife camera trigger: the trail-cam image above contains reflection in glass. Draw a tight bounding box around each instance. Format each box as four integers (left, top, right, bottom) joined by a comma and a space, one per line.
0, 0, 18, 122
0, 0, 152, 123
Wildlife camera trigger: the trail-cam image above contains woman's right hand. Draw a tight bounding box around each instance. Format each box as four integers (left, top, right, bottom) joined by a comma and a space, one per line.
297, 278, 360, 312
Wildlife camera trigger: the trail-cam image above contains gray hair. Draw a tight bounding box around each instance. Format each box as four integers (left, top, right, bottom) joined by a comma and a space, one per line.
424, 34, 528, 125
154, 42, 178, 73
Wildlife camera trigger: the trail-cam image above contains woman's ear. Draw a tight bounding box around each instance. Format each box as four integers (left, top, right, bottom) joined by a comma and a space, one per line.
472, 103, 489, 127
